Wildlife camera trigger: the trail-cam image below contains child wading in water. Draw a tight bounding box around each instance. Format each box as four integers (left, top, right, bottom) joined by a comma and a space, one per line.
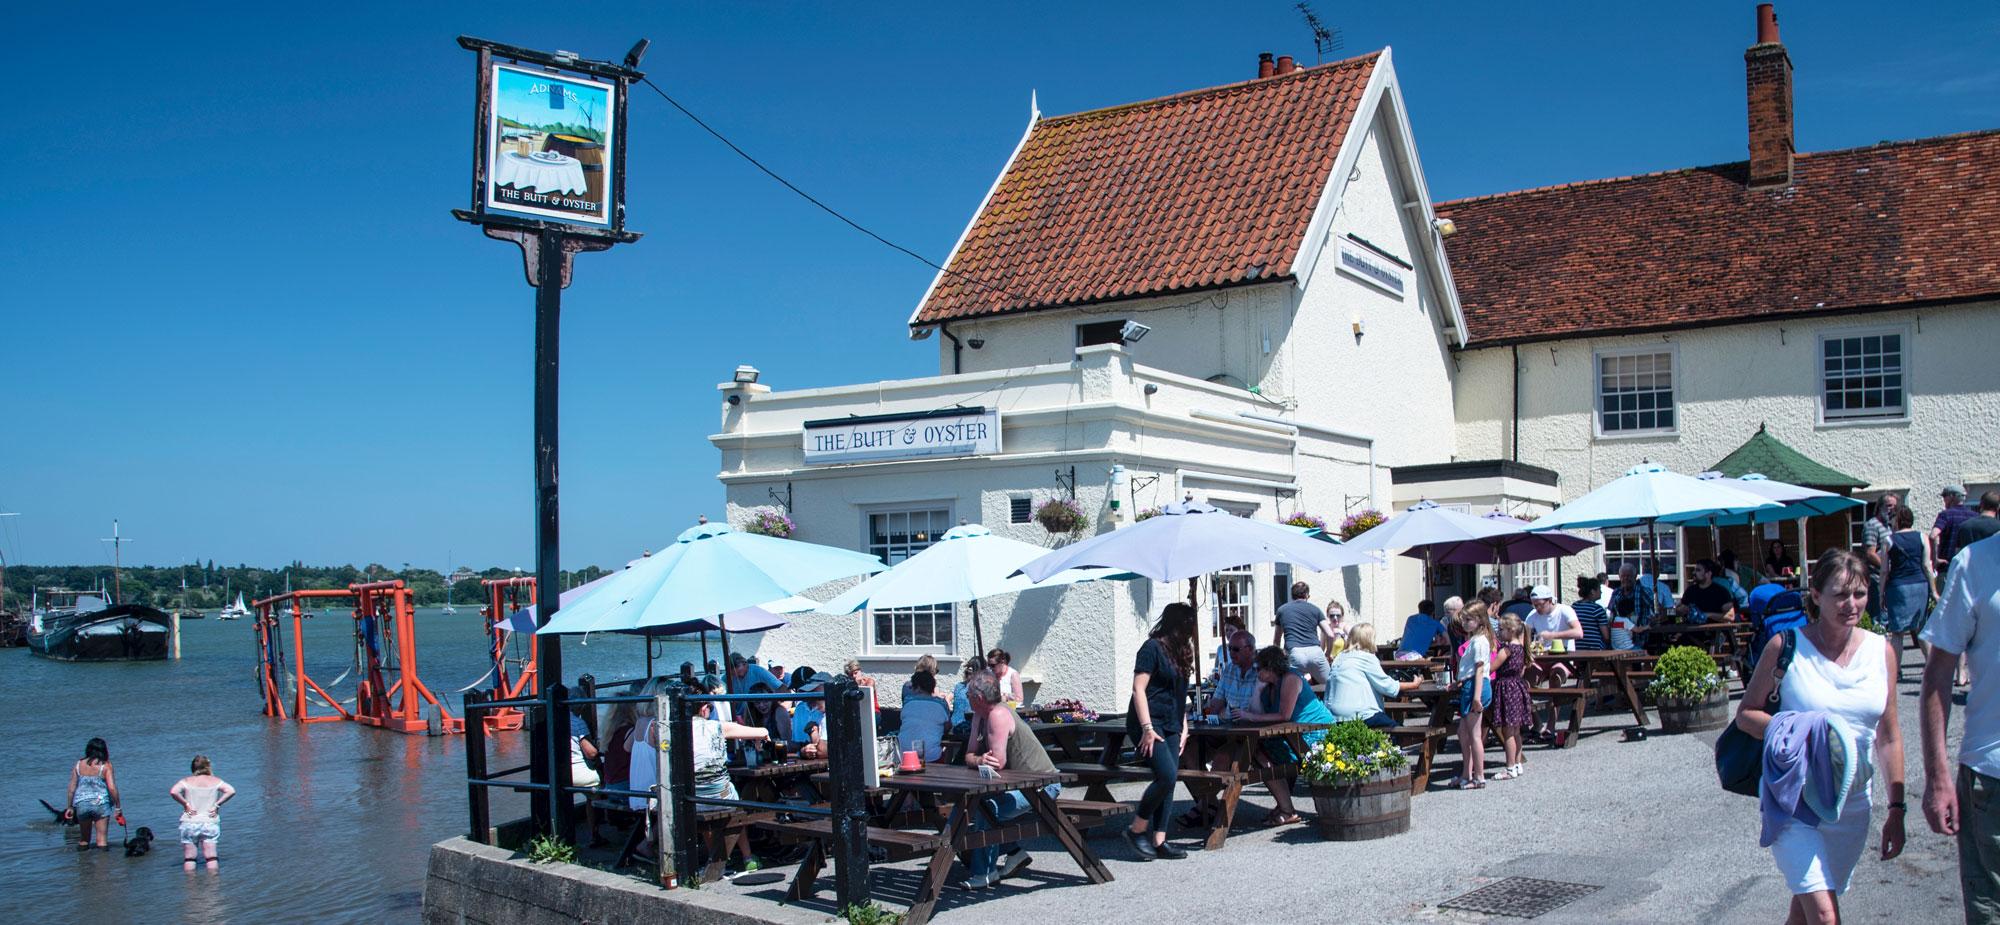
170, 755, 235, 870
1488, 615, 1532, 781
1452, 603, 1494, 789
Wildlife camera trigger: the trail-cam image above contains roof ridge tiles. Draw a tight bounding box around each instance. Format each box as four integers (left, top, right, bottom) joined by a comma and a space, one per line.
1436, 126, 2000, 210
1039, 50, 1381, 127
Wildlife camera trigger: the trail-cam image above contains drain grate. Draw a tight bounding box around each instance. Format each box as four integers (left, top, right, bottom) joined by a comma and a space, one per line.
1438, 877, 1603, 919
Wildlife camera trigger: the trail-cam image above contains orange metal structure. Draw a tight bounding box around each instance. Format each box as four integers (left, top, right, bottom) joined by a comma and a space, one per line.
478, 577, 540, 731
252, 580, 463, 735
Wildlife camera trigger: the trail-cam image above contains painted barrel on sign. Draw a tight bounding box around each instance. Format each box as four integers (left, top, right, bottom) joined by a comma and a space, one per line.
1658, 691, 1730, 734
1308, 770, 1411, 841
542, 133, 605, 205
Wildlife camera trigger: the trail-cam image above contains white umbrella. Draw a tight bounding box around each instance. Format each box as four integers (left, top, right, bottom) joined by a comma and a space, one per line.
1340, 500, 1520, 552
1017, 501, 1375, 686
820, 523, 1130, 655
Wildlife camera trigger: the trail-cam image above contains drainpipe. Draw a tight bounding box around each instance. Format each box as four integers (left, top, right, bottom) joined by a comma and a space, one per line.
939, 321, 964, 375
1510, 344, 1521, 462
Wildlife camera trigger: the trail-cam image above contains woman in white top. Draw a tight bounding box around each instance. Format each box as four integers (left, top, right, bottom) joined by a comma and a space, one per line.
169, 755, 236, 870
986, 648, 1025, 704
1735, 549, 1906, 924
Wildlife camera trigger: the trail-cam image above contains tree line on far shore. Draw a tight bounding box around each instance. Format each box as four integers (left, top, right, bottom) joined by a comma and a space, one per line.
1, 561, 611, 611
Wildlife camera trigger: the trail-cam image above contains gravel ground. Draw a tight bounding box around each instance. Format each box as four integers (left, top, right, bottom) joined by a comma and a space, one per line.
710, 648, 1968, 924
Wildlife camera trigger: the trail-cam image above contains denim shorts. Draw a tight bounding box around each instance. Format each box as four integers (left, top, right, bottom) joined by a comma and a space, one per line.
1458, 678, 1492, 715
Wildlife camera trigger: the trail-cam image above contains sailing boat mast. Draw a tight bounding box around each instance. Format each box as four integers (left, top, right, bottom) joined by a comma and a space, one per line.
100, 519, 131, 604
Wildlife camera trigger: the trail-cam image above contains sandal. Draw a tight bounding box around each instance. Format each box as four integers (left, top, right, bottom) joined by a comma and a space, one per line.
1266, 812, 1302, 826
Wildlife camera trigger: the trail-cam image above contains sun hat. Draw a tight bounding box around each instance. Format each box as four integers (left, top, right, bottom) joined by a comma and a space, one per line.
1529, 585, 1555, 601
1804, 713, 1860, 823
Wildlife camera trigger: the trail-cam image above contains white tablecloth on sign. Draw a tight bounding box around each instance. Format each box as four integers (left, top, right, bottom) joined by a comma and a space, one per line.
493, 151, 587, 195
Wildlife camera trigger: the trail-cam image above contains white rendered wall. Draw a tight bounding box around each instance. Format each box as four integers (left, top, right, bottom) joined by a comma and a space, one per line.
1451, 300, 2000, 590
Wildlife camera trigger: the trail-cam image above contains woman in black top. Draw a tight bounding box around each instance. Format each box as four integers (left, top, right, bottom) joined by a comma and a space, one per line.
1126, 603, 1194, 860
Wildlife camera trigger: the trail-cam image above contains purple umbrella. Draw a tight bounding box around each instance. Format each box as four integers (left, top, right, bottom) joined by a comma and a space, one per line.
1401, 511, 1599, 565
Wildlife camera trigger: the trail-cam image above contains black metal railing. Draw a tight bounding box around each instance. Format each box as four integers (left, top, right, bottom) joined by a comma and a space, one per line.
461, 675, 875, 907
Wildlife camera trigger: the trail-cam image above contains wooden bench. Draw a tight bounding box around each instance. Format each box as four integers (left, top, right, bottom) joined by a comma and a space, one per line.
756, 818, 949, 900
1386, 725, 1449, 795
1052, 762, 1245, 803
1527, 687, 1593, 748
1055, 798, 1133, 830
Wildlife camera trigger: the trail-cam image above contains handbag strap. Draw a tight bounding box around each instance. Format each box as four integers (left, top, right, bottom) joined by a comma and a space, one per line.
1762, 629, 1798, 712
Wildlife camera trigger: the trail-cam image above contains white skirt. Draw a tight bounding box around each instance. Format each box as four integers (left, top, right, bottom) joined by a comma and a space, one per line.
1769, 791, 1871, 895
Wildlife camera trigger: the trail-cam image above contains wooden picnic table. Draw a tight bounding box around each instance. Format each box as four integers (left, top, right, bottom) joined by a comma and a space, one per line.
1393, 681, 1459, 727
1028, 719, 1130, 765
1181, 720, 1329, 849
792, 764, 1107, 925
729, 758, 828, 803
1532, 650, 1652, 726
1644, 621, 1754, 657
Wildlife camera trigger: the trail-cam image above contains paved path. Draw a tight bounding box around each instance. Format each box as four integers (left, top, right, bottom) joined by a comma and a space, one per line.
712, 649, 1968, 923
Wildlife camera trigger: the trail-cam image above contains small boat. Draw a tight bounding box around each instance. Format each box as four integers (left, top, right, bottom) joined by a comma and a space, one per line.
176, 608, 206, 620
441, 551, 458, 614
28, 596, 170, 661
218, 593, 251, 621
0, 610, 26, 647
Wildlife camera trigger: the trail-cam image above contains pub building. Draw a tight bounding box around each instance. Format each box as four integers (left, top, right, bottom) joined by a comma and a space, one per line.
713, 7, 2000, 707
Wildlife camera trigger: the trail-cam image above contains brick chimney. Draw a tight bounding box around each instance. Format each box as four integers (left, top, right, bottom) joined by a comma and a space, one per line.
1745, 3, 1794, 187
1258, 52, 1275, 79
1275, 55, 1296, 75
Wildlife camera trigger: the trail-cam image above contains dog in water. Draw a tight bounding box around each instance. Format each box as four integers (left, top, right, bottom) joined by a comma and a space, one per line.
123, 826, 154, 857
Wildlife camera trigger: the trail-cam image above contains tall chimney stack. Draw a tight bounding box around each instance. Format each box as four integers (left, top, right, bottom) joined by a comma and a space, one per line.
1745, 3, 1794, 187
1258, 52, 1275, 79
1275, 55, 1296, 75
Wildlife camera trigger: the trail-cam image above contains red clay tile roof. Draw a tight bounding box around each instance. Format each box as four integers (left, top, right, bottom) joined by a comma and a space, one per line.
912, 53, 1381, 326
1435, 129, 2000, 348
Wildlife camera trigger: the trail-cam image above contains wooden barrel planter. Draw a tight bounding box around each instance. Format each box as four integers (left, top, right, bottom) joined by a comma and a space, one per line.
1307, 769, 1411, 841
1657, 690, 1730, 734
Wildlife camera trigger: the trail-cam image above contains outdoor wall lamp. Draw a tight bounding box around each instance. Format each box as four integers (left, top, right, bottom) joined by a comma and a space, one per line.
1432, 217, 1457, 237
1120, 321, 1151, 344
733, 365, 760, 385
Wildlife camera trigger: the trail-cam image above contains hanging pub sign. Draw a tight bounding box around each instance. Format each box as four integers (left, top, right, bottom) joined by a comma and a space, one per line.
802, 408, 1002, 466
484, 64, 617, 225
456, 36, 640, 238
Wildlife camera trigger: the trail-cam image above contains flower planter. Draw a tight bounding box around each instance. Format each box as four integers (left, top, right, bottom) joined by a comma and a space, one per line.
1306, 769, 1410, 841
1656, 689, 1730, 734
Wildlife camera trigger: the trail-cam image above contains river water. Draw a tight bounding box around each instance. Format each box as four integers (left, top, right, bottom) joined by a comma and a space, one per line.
2, 608, 716, 923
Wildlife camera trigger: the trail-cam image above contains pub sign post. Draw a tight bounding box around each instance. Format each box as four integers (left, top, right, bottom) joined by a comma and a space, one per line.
453, 34, 646, 838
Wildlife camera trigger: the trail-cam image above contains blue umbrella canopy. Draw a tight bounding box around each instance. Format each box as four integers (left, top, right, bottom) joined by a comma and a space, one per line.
536, 522, 884, 635
1660, 473, 1864, 526
1532, 463, 1779, 532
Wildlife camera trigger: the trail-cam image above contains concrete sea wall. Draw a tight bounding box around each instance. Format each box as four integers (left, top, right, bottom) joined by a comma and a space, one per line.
422, 837, 827, 925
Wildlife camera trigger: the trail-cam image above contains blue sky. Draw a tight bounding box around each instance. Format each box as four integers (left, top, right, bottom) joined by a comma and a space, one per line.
6, 1, 1997, 571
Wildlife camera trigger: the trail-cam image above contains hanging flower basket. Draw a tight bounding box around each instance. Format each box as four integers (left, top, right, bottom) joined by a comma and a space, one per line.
1284, 512, 1328, 533
740, 507, 795, 539
1133, 506, 1164, 522
1338, 509, 1386, 540
1035, 498, 1084, 535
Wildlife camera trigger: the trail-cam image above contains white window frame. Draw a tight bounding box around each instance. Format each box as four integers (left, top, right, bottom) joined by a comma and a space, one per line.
1592, 344, 1680, 439
861, 502, 957, 655
1816, 324, 1911, 425
1601, 525, 1681, 594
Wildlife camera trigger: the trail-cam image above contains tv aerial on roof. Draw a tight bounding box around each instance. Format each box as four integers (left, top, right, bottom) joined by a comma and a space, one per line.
1295, 2, 1343, 63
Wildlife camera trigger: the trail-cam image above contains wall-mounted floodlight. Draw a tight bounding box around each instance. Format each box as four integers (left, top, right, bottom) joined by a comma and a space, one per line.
733, 365, 760, 384
1120, 321, 1151, 344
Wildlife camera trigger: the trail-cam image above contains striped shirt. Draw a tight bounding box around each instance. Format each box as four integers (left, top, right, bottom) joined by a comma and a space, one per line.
1573, 600, 1609, 649
1208, 662, 1261, 712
